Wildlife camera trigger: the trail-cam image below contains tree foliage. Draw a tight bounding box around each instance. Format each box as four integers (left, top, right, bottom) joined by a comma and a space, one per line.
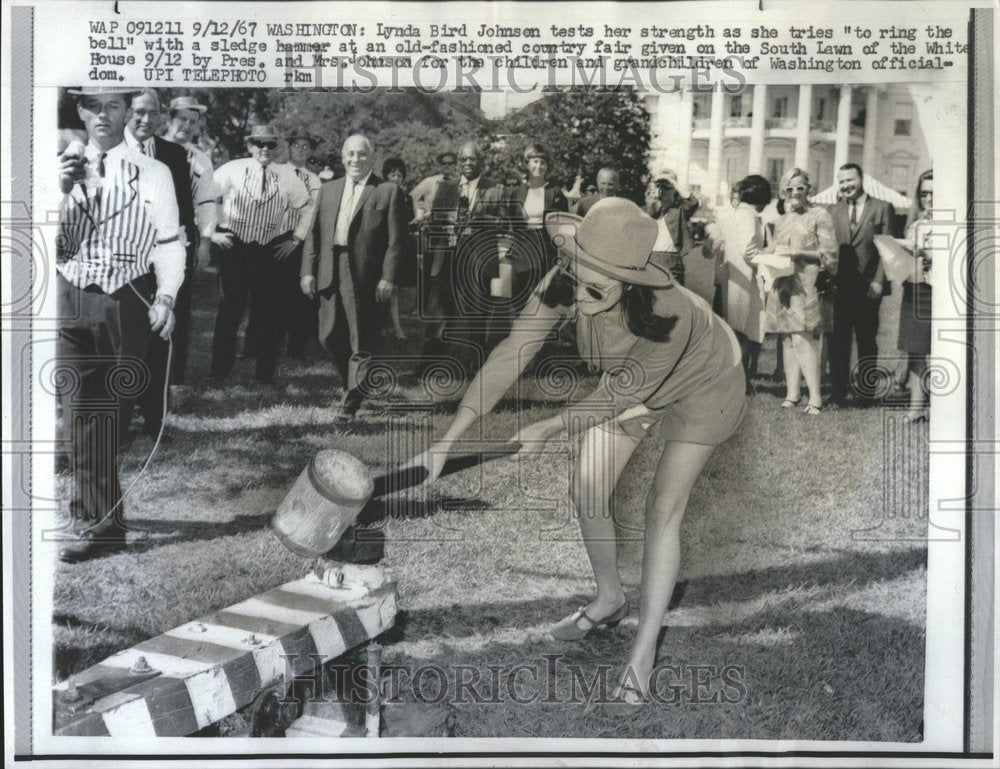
494, 88, 651, 201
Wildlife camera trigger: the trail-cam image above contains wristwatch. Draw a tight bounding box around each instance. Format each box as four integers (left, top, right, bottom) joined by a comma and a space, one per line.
154, 294, 176, 310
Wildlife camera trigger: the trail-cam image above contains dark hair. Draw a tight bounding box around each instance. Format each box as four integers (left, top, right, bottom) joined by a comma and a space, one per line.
905, 168, 933, 229
540, 275, 679, 342
523, 143, 548, 162
738, 174, 772, 208
382, 157, 407, 180
622, 284, 679, 342
838, 162, 864, 180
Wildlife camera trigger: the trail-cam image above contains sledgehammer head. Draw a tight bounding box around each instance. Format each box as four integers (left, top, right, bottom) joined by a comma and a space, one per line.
271, 450, 374, 558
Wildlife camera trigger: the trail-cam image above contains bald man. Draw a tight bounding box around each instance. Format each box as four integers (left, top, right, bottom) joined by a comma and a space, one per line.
573, 167, 619, 216
301, 135, 408, 418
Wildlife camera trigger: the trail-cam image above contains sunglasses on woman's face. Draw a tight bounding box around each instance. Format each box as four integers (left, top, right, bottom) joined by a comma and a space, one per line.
252, 140, 277, 150
559, 266, 617, 301
783, 185, 807, 195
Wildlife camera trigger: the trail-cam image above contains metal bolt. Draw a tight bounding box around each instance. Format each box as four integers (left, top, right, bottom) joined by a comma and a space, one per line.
245, 633, 262, 646
190, 622, 206, 633
63, 679, 81, 702
130, 656, 153, 675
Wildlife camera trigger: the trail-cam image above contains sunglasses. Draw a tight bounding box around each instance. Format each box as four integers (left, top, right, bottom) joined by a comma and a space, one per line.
919, 190, 933, 197
558, 265, 617, 302
783, 185, 807, 195
251, 140, 277, 150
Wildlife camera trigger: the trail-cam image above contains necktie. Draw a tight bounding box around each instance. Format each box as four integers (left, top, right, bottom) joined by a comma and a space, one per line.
261, 167, 269, 195
97, 152, 106, 178
139, 141, 150, 157
850, 201, 857, 226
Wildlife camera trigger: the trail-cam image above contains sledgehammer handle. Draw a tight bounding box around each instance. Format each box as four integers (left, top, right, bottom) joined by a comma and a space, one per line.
372, 442, 522, 498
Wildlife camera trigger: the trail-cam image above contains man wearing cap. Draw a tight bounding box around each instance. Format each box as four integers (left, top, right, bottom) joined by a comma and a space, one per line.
210, 125, 314, 383
56, 86, 184, 561
163, 95, 218, 272
125, 88, 198, 439
300, 134, 408, 418
573, 167, 620, 216
279, 131, 322, 358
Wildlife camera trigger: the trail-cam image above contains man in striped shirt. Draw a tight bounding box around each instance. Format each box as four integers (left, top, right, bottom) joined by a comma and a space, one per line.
209, 125, 314, 384
278, 131, 322, 358
56, 85, 185, 562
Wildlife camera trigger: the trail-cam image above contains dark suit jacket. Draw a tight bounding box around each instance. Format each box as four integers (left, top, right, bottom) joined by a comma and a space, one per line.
152, 136, 196, 248
573, 194, 603, 217
301, 173, 407, 294
830, 195, 896, 292
430, 174, 502, 220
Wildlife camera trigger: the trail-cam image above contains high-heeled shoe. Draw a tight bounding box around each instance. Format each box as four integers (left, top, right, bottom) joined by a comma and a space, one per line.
781, 398, 799, 409
550, 600, 629, 641
803, 404, 822, 416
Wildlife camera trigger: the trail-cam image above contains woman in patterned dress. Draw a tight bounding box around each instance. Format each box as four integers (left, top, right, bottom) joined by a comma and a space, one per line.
764, 168, 838, 415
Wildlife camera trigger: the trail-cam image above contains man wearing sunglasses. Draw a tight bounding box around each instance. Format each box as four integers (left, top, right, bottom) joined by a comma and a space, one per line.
829, 162, 896, 406
209, 125, 314, 384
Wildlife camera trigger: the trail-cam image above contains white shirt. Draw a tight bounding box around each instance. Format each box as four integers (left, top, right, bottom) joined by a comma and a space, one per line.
214, 158, 313, 244
57, 140, 185, 297
459, 175, 480, 211
280, 163, 322, 235
181, 141, 219, 239
524, 186, 545, 229
334, 171, 373, 246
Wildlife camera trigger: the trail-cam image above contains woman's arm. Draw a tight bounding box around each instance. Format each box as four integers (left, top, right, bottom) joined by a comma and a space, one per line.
407, 267, 567, 478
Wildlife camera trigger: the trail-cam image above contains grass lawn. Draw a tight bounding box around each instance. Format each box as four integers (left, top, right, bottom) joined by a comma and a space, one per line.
53, 258, 930, 742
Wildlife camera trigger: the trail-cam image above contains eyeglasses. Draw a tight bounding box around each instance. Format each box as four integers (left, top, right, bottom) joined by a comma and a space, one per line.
558, 265, 617, 302
251, 140, 277, 150
783, 185, 807, 195
919, 190, 933, 197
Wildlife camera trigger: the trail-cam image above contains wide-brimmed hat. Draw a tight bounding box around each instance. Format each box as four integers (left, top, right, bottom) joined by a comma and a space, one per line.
286, 131, 319, 148
168, 96, 207, 114
245, 125, 282, 142
67, 86, 140, 97
545, 197, 672, 288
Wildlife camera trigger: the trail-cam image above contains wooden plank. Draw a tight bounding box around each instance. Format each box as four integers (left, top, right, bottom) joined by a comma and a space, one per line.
53, 566, 396, 737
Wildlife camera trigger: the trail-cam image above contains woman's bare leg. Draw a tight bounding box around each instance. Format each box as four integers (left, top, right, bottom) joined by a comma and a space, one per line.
618, 440, 716, 699
564, 423, 643, 626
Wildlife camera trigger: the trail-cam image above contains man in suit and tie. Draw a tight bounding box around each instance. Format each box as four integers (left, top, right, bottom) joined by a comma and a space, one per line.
125, 88, 196, 439
829, 162, 896, 405
300, 134, 408, 418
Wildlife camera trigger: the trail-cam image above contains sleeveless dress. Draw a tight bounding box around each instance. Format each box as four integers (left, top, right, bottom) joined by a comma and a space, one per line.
764, 205, 837, 334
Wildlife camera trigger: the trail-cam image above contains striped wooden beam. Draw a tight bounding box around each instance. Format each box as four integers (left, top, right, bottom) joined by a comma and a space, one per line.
54, 564, 397, 737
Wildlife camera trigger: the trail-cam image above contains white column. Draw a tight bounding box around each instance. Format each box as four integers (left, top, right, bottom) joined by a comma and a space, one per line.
794, 84, 813, 171
834, 84, 853, 173
748, 84, 767, 174
677, 89, 694, 186
706, 87, 725, 204
862, 86, 879, 175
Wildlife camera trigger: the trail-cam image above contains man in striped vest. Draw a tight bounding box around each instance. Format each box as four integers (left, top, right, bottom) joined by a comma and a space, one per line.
209, 125, 314, 384
125, 88, 197, 439
56, 86, 185, 562
279, 131, 322, 358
